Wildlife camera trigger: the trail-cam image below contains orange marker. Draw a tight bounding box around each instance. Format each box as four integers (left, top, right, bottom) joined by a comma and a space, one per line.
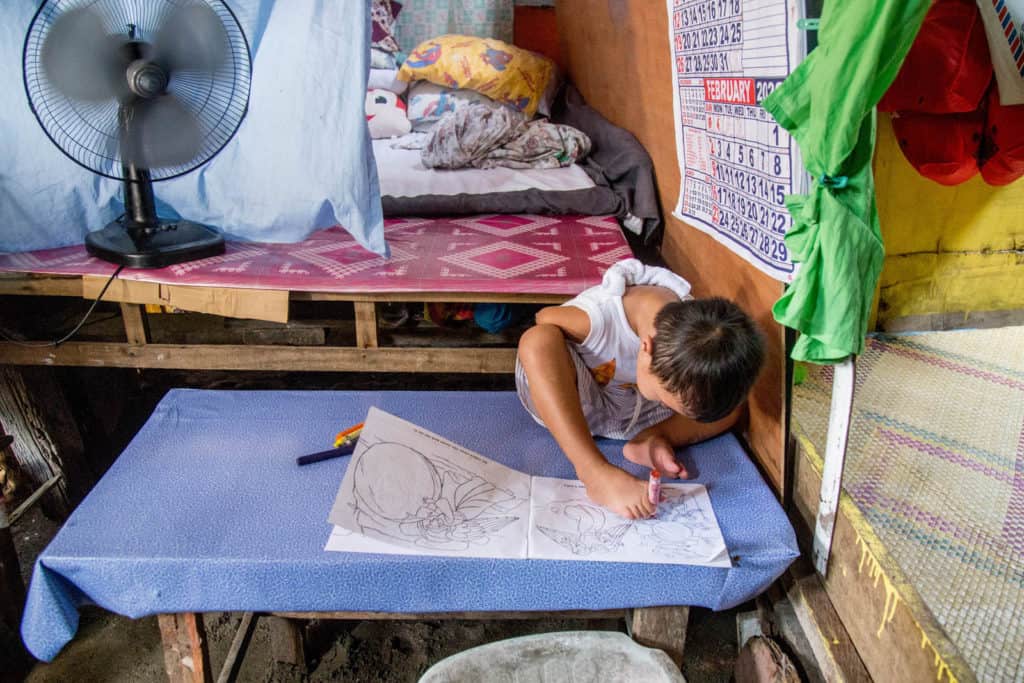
333, 422, 364, 448
648, 469, 661, 506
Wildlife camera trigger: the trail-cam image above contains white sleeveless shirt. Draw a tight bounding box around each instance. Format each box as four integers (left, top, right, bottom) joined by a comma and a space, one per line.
561, 259, 693, 437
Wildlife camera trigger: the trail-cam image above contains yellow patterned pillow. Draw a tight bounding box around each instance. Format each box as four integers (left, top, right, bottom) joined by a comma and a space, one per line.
397, 35, 555, 118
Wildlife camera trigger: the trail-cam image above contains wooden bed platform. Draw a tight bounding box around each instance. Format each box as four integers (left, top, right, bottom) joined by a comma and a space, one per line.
0, 215, 631, 374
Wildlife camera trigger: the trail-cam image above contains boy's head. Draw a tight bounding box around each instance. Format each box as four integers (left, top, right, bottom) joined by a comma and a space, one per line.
636, 297, 765, 423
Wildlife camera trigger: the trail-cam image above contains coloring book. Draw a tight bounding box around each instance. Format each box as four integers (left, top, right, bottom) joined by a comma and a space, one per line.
327, 407, 730, 567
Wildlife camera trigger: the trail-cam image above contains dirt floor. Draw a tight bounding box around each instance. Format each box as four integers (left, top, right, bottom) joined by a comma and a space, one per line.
1, 367, 744, 683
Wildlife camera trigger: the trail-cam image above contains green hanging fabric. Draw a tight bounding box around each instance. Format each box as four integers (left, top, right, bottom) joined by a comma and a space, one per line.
762, 0, 930, 364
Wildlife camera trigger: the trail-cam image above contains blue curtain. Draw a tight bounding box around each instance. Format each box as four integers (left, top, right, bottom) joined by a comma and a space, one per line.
396, 0, 514, 52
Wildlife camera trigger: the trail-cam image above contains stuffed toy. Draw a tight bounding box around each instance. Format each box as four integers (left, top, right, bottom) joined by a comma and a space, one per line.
365, 89, 411, 139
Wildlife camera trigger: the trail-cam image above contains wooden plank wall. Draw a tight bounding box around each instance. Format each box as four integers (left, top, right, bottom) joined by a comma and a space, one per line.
874, 113, 1024, 331
555, 0, 786, 492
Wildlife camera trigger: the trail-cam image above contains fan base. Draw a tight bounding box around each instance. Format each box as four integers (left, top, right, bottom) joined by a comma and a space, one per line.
86, 218, 225, 269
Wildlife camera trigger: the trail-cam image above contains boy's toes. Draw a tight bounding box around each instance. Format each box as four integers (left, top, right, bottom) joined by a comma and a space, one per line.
652, 448, 685, 478
622, 441, 649, 466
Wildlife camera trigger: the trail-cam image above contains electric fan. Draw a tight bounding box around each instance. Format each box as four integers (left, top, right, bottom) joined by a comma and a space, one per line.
22, 0, 252, 268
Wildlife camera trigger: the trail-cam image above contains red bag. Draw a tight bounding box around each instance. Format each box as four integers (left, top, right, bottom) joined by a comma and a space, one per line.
892, 109, 985, 185
980, 84, 1024, 185
879, 0, 993, 114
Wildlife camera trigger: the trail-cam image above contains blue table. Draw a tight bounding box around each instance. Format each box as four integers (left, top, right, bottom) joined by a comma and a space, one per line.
22, 390, 797, 676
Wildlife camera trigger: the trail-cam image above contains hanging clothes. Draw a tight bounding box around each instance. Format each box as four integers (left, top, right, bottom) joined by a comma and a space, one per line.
761, 1, 931, 364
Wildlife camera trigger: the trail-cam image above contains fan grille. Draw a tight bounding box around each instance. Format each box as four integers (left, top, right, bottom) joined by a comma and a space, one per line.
23, 0, 252, 181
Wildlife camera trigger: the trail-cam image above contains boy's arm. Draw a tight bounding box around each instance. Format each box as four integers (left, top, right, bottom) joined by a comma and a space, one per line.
519, 306, 656, 520
623, 408, 741, 479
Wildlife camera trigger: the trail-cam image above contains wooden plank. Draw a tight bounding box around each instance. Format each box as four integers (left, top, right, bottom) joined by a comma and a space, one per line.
9, 474, 62, 525
0, 341, 517, 373
353, 301, 378, 349
292, 291, 568, 304
271, 609, 627, 621
792, 430, 973, 683
158, 613, 212, 683
120, 303, 149, 344
630, 606, 688, 669
215, 612, 258, 683
874, 114, 1024, 324
240, 326, 325, 346
82, 278, 290, 324
813, 358, 855, 576
784, 564, 870, 682
555, 0, 786, 495
0, 367, 87, 518
266, 615, 306, 676
0, 274, 83, 297
0, 273, 569, 305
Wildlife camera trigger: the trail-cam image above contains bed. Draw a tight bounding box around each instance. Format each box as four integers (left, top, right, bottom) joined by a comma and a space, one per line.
0, 84, 657, 375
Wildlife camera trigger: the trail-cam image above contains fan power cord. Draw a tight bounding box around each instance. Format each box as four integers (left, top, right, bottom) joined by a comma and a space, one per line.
0, 264, 125, 347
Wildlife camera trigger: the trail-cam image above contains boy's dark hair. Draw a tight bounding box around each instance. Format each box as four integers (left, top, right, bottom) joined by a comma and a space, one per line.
649, 297, 765, 423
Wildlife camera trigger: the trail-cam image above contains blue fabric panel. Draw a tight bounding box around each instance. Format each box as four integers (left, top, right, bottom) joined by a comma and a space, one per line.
395, 0, 515, 53
0, 1, 385, 255
21, 390, 797, 661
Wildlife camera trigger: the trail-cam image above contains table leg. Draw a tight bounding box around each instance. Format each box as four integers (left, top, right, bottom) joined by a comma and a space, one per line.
120, 303, 149, 345
353, 301, 378, 349
630, 605, 690, 669
268, 615, 307, 679
158, 613, 212, 683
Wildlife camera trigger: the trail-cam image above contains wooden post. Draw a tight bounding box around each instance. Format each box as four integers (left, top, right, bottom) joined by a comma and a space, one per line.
0, 367, 88, 518
784, 567, 870, 682
353, 301, 378, 349
267, 615, 307, 677
215, 612, 258, 683
630, 605, 689, 669
158, 613, 212, 683
813, 357, 856, 576
120, 303, 149, 345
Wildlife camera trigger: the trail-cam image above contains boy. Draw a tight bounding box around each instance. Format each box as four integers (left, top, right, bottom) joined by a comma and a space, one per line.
516, 259, 764, 520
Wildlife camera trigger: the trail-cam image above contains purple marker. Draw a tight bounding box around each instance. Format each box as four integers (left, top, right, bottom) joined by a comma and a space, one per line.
648, 469, 661, 507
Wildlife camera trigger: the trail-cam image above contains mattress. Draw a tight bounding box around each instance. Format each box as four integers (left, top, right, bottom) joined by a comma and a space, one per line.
374, 139, 597, 198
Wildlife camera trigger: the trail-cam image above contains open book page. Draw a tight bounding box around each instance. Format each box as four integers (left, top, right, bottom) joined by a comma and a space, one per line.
326, 409, 730, 567
527, 477, 730, 567
327, 407, 532, 559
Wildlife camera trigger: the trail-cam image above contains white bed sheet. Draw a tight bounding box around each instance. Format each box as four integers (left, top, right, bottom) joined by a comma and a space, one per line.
373, 138, 596, 198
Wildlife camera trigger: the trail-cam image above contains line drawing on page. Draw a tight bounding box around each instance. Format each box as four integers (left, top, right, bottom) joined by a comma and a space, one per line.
536, 488, 723, 560
348, 439, 526, 551
535, 502, 633, 555
631, 487, 723, 559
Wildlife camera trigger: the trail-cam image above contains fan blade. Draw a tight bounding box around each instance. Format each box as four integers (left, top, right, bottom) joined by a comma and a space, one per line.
41, 7, 126, 101
153, 3, 229, 74
122, 96, 204, 169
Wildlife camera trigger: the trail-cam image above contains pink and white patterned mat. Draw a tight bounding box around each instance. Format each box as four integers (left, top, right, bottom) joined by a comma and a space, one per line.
0, 215, 632, 295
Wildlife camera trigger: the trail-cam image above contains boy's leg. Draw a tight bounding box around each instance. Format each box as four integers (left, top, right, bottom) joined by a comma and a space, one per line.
516, 324, 603, 465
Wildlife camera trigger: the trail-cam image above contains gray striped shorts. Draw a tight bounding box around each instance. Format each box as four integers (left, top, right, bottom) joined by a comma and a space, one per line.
514, 343, 674, 441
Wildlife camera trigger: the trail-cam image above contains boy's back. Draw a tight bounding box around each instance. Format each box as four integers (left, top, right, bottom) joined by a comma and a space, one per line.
516, 259, 764, 520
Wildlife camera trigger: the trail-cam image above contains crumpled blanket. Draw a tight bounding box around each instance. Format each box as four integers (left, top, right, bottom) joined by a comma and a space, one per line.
419, 103, 592, 170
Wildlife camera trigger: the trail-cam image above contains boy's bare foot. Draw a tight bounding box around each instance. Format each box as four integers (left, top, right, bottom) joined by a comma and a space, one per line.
623, 435, 688, 478
580, 463, 655, 520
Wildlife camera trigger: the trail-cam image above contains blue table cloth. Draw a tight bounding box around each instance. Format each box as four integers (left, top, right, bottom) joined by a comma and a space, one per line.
22, 390, 798, 661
